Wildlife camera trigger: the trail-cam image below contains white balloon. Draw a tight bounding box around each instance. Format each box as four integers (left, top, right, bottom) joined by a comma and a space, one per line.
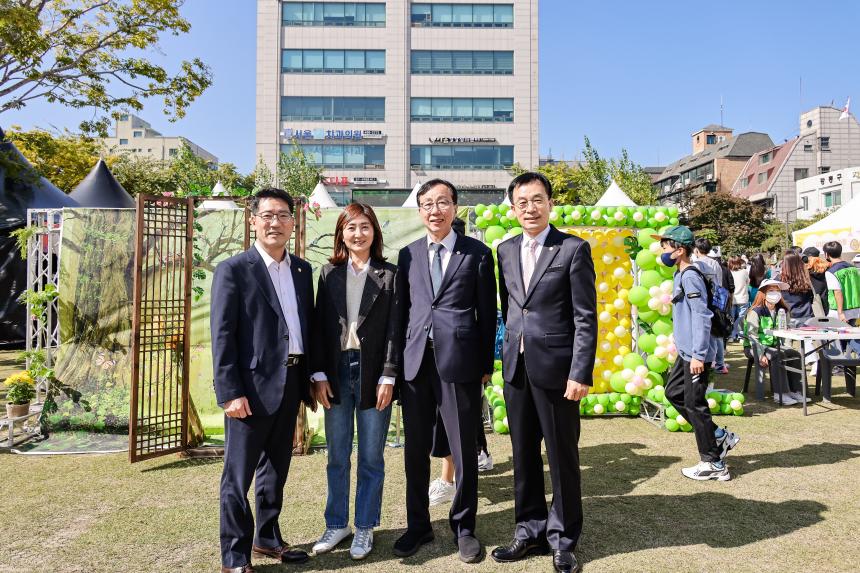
634, 365, 649, 377
656, 335, 669, 346
676, 414, 687, 426
621, 368, 634, 381
615, 401, 626, 412
593, 403, 605, 415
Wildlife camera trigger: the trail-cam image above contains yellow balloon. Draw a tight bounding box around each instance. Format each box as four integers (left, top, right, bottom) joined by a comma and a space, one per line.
605, 332, 616, 343
618, 345, 631, 356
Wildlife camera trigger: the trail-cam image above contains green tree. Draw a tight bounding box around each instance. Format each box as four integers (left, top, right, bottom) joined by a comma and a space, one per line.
108, 153, 174, 197
688, 191, 772, 255
0, 0, 212, 134
169, 142, 215, 196
276, 141, 323, 200
5, 125, 102, 191
760, 209, 833, 254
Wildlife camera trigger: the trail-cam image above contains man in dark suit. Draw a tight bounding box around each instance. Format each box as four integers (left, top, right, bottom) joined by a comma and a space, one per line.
491, 172, 597, 573
394, 179, 497, 563
211, 188, 316, 573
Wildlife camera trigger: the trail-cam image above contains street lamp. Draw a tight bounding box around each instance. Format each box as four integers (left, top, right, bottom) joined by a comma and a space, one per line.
769, 192, 803, 248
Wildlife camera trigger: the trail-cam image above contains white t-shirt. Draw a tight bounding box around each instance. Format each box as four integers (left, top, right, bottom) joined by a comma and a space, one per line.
731, 268, 750, 304
825, 270, 860, 320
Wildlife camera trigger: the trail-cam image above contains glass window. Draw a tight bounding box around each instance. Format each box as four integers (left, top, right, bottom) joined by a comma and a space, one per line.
344, 50, 365, 71
411, 51, 431, 72
323, 145, 344, 167
493, 98, 513, 121
432, 51, 452, 72
411, 98, 431, 119
452, 51, 472, 72
494, 4, 513, 24
499, 146, 513, 166
411, 145, 513, 168
283, 2, 384, 26
472, 51, 494, 73
452, 4, 472, 23
323, 3, 345, 24
283, 49, 303, 70
302, 2, 316, 22
432, 4, 452, 23
757, 172, 767, 184
411, 3, 431, 23
473, 5, 493, 23
283, 96, 383, 121
344, 3, 357, 24
432, 145, 453, 167
431, 98, 452, 119
365, 50, 385, 72
303, 50, 324, 70
494, 51, 513, 73
473, 98, 493, 119
283, 2, 303, 23
452, 98, 473, 120
344, 145, 364, 167
365, 3, 385, 23
119, 138, 128, 145
365, 145, 385, 166
324, 50, 344, 72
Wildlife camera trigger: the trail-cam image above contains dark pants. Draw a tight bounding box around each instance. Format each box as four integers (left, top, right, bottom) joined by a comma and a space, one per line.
665, 358, 720, 463
219, 368, 302, 568
504, 357, 583, 551
765, 347, 803, 394
430, 402, 488, 458
401, 344, 481, 538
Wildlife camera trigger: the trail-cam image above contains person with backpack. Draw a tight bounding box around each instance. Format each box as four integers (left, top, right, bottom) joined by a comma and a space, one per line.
693, 238, 728, 374
656, 226, 739, 481
743, 280, 808, 406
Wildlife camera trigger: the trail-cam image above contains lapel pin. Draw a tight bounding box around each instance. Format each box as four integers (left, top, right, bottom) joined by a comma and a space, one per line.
297, 267, 302, 272
456, 251, 461, 255
549, 247, 554, 251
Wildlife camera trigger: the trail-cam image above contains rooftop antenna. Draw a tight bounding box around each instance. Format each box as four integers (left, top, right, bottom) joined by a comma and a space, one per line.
720, 94, 724, 127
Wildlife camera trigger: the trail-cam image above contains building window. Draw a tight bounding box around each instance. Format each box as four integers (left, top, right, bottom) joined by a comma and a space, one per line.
823, 190, 841, 208
119, 139, 128, 145
819, 166, 830, 174
169, 148, 178, 157
794, 168, 809, 181
739, 176, 749, 189
411, 50, 512, 74
820, 136, 830, 151
410, 145, 514, 169
119, 114, 129, 121
801, 196, 809, 211
410, 3, 513, 27
132, 130, 143, 138
706, 134, 716, 144
281, 97, 385, 121
757, 171, 767, 184
287, 144, 385, 168
282, 49, 385, 73
410, 98, 513, 122
282, 3, 385, 26
759, 151, 771, 165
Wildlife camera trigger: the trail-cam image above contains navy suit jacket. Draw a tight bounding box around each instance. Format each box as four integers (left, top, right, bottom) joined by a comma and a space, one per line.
497, 225, 598, 389
210, 246, 314, 416
398, 233, 497, 384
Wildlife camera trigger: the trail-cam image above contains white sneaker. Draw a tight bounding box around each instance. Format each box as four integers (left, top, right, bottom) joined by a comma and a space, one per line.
773, 393, 799, 406
312, 526, 352, 555
788, 391, 811, 403
477, 450, 494, 472
350, 527, 373, 560
428, 478, 455, 506
681, 461, 731, 481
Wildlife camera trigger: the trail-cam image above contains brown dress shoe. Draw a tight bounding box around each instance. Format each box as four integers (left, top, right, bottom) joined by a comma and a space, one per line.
220, 565, 254, 573
252, 542, 309, 564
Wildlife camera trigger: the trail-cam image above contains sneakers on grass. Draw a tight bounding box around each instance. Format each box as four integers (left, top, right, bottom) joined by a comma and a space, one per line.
350, 528, 373, 560
478, 450, 494, 472
312, 526, 351, 555
681, 461, 731, 481
428, 478, 455, 506
787, 391, 811, 403
773, 393, 799, 406
716, 427, 740, 461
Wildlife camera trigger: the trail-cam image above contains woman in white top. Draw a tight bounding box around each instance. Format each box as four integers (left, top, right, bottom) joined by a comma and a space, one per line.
728, 256, 750, 342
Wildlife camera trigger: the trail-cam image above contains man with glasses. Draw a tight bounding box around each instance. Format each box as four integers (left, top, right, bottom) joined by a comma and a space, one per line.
394, 179, 497, 563
492, 172, 597, 573
211, 188, 317, 572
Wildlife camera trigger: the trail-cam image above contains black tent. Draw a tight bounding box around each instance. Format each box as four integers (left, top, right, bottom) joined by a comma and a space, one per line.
70, 159, 135, 208
0, 127, 79, 348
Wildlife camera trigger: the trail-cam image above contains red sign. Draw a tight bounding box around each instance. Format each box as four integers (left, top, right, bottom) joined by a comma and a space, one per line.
322, 176, 349, 186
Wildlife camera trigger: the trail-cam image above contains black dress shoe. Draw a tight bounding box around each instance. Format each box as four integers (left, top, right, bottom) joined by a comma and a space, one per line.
393, 529, 435, 557
491, 538, 550, 563
457, 534, 483, 563
552, 549, 581, 573
252, 543, 308, 564
281, 549, 309, 564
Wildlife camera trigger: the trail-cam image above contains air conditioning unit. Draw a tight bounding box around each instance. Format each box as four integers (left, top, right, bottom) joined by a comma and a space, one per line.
706, 174, 713, 181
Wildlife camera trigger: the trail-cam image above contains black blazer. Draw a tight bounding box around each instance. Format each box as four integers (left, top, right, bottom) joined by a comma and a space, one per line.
311, 259, 402, 410
497, 225, 598, 389
210, 246, 314, 416
398, 233, 497, 384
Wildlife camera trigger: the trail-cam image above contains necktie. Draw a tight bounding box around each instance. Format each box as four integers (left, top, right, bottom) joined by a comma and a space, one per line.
430, 243, 444, 297
523, 238, 537, 291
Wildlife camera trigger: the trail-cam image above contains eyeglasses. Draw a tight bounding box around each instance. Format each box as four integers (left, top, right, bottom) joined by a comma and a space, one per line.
255, 212, 294, 224
514, 197, 548, 210
419, 200, 454, 213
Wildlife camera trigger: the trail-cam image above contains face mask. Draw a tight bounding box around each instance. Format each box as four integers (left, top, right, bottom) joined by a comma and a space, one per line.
765, 291, 782, 305
660, 252, 678, 267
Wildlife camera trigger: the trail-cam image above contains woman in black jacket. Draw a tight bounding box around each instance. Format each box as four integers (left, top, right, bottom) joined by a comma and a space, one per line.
803, 247, 830, 315
310, 202, 402, 560
780, 253, 815, 324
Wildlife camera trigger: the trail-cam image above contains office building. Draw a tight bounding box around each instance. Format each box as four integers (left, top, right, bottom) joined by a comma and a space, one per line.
101, 114, 218, 164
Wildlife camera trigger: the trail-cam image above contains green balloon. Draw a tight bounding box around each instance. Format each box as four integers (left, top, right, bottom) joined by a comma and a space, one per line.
484, 225, 506, 244
620, 393, 632, 404
638, 309, 659, 323
709, 403, 720, 414
681, 423, 693, 432
597, 394, 610, 406
474, 204, 487, 216
475, 217, 489, 229
622, 353, 645, 370
732, 393, 745, 404
491, 371, 504, 385
668, 206, 679, 217
637, 229, 658, 248
494, 405, 507, 420
636, 250, 657, 270
720, 403, 733, 415
665, 418, 680, 432
628, 286, 649, 307
486, 204, 499, 214
509, 227, 523, 235
652, 317, 673, 336
563, 205, 575, 215
638, 333, 657, 353
586, 394, 598, 405
609, 392, 620, 402
652, 389, 665, 403
656, 264, 675, 280
733, 406, 744, 416
563, 215, 575, 226
494, 420, 508, 433
640, 270, 662, 288
552, 205, 564, 215
627, 404, 640, 415
646, 355, 669, 373
665, 405, 679, 419
647, 371, 663, 388
669, 217, 679, 226
498, 216, 511, 228
609, 372, 627, 393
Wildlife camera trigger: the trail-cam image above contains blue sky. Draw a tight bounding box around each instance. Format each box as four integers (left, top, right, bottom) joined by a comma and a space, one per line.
5, 0, 860, 174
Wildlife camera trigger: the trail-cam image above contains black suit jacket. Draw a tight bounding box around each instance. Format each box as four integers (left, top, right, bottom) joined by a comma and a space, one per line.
310, 259, 402, 410
210, 246, 314, 416
398, 233, 497, 384
497, 225, 598, 389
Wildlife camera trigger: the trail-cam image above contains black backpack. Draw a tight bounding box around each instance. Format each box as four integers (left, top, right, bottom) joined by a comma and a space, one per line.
678, 265, 733, 339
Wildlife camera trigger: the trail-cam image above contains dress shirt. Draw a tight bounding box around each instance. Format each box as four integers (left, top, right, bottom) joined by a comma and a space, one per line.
521, 224, 552, 267
427, 228, 458, 276
254, 241, 304, 355
312, 258, 395, 387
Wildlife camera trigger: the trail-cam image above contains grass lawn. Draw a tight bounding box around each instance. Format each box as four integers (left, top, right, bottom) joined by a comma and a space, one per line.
3, 343, 860, 572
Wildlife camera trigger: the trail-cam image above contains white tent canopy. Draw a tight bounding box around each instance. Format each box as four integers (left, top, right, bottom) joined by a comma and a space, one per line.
402, 181, 422, 207
595, 180, 637, 206
793, 194, 860, 253
309, 181, 338, 208
199, 181, 241, 210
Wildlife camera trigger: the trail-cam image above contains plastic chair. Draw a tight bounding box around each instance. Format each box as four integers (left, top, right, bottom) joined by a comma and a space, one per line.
739, 332, 773, 400
801, 316, 860, 401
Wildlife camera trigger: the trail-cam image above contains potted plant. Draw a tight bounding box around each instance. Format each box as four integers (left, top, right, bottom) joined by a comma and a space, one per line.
4, 371, 36, 418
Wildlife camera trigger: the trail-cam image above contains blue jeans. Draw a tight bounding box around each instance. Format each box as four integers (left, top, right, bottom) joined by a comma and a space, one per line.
324, 350, 392, 529
731, 302, 750, 340
711, 336, 725, 370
